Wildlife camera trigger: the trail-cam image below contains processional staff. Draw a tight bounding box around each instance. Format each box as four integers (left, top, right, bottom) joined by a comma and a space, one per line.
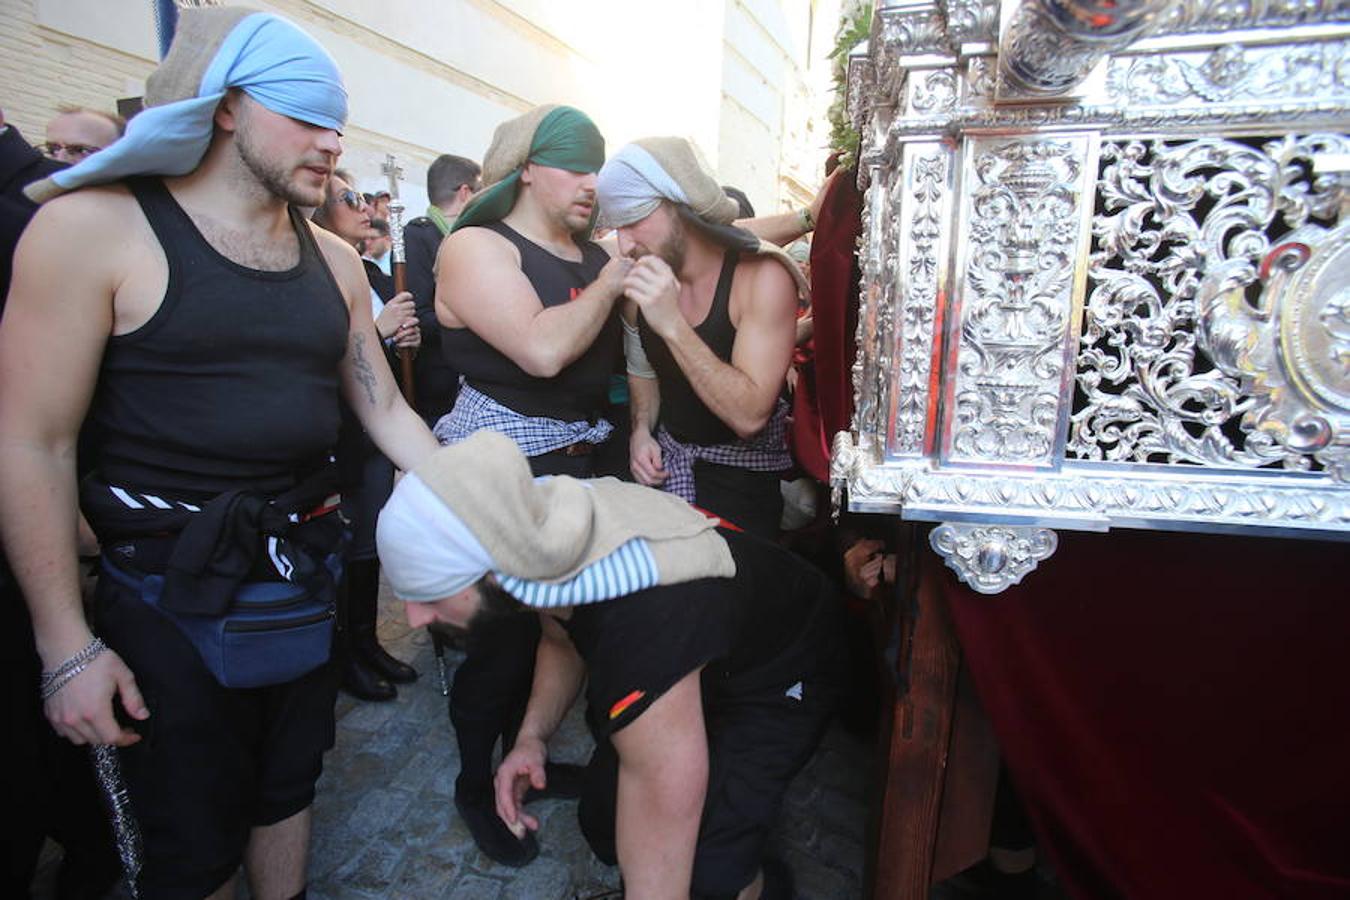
382, 153, 417, 406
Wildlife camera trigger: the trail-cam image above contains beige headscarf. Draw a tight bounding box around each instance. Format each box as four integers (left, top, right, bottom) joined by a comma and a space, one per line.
596, 136, 810, 300
375, 431, 734, 603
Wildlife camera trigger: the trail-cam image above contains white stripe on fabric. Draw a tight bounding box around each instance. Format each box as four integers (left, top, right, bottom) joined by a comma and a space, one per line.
142, 494, 173, 510
109, 487, 144, 509
268, 536, 295, 581
496, 538, 659, 609
178, 501, 201, 512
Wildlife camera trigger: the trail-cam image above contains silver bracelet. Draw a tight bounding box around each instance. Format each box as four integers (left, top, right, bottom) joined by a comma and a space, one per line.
39, 637, 107, 701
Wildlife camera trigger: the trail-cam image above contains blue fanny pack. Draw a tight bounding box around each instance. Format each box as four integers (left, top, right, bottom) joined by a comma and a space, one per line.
102, 557, 338, 689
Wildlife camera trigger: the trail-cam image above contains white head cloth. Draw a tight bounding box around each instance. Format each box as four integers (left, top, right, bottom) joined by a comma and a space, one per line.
375, 473, 492, 602
595, 143, 689, 228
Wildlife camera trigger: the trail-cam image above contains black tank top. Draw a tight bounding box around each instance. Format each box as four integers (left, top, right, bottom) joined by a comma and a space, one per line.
639, 250, 739, 445
440, 221, 618, 421
82, 177, 349, 498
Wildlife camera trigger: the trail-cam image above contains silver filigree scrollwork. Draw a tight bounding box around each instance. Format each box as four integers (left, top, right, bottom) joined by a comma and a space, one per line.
871, 164, 906, 446
1198, 217, 1350, 480
875, 2, 949, 104
930, 523, 1059, 593
1106, 41, 1350, 106
1000, 0, 1177, 98
847, 48, 876, 133
1153, 0, 1350, 36
1070, 134, 1349, 473
966, 55, 997, 99
898, 464, 1350, 530
948, 139, 1088, 465
854, 166, 889, 442
878, 1, 951, 55
943, 0, 1001, 45
911, 69, 960, 113
895, 150, 948, 455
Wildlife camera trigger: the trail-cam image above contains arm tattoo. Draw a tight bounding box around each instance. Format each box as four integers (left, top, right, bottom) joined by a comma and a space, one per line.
350, 332, 378, 406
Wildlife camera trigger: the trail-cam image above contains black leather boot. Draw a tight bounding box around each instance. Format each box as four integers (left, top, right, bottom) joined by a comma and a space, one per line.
348, 558, 417, 684
338, 562, 395, 702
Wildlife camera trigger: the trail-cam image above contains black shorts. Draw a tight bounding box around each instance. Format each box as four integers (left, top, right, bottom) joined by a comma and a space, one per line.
95, 573, 338, 899
568, 538, 846, 898
578, 666, 840, 898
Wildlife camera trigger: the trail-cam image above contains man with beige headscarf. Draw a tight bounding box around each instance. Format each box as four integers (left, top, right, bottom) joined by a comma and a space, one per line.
596, 138, 808, 537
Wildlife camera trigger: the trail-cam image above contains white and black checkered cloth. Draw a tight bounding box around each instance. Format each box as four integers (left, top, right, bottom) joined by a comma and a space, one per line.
656, 400, 792, 503
433, 382, 613, 456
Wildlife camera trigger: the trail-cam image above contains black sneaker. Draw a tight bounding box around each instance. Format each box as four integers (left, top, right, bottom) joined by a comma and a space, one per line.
524, 761, 587, 802
455, 794, 539, 868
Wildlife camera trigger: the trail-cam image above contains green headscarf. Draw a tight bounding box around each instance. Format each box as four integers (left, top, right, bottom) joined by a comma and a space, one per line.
451, 105, 605, 234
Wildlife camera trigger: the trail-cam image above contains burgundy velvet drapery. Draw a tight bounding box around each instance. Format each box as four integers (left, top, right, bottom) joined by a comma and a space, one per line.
937, 527, 1350, 899
789, 168, 863, 483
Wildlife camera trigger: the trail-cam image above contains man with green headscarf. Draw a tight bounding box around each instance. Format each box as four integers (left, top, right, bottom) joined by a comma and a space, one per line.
429, 104, 632, 866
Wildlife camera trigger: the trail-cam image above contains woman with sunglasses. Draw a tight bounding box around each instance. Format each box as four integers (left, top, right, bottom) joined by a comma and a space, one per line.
313, 171, 422, 701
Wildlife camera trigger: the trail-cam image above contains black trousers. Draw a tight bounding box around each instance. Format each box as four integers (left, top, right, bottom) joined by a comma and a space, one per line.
447, 447, 596, 799
3, 572, 119, 899
692, 461, 783, 539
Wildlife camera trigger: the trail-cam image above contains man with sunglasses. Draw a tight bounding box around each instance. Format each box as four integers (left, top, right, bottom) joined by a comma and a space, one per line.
404, 152, 482, 424
42, 106, 124, 164
430, 105, 633, 867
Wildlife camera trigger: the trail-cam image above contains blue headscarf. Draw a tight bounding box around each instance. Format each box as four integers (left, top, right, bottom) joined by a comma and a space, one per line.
27, 8, 348, 202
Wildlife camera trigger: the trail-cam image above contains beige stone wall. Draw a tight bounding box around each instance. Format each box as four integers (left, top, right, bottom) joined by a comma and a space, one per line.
0, 0, 156, 143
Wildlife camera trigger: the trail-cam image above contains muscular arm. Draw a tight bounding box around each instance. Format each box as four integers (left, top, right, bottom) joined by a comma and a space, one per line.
623, 299, 667, 485
734, 168, 837, 245
611, 669, 709, 900
627, 257, 797, 439
0, 191, 147, 745
495, 614, 586, 834
435, 227, 629, 378
314, 227, 439, 472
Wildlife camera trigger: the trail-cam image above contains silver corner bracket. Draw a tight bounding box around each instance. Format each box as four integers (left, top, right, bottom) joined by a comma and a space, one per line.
930, 524, 1059, 594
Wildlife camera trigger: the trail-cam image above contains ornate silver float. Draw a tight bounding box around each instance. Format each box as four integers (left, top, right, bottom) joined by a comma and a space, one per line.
832, 0, 1350, 593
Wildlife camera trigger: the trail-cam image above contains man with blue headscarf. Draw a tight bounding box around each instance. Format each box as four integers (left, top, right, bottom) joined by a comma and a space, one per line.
430, 103, 635, 867
0, 8, 439, 897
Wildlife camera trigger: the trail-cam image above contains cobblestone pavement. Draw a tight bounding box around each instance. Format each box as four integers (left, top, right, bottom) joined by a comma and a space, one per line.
306, 586, 871, 899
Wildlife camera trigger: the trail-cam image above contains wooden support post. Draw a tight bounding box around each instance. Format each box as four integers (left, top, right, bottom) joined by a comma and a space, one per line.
866, 524, 1000, 898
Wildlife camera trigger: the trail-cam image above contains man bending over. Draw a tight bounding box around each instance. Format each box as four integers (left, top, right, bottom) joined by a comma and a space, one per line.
376, 430, 844, 900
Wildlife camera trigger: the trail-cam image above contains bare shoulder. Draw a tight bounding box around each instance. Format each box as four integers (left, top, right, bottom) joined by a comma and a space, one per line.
306, 218, 361, 268
301, 220, 369, 319
28, 184, 141, 248
739, 255, 798, 310
15, 185, 150, 292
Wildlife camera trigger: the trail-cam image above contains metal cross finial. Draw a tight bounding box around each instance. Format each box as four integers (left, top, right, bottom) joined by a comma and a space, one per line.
381, 153, 403, 201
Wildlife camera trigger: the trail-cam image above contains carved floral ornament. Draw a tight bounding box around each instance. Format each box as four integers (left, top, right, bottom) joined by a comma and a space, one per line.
1107, 41, 1350, 106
